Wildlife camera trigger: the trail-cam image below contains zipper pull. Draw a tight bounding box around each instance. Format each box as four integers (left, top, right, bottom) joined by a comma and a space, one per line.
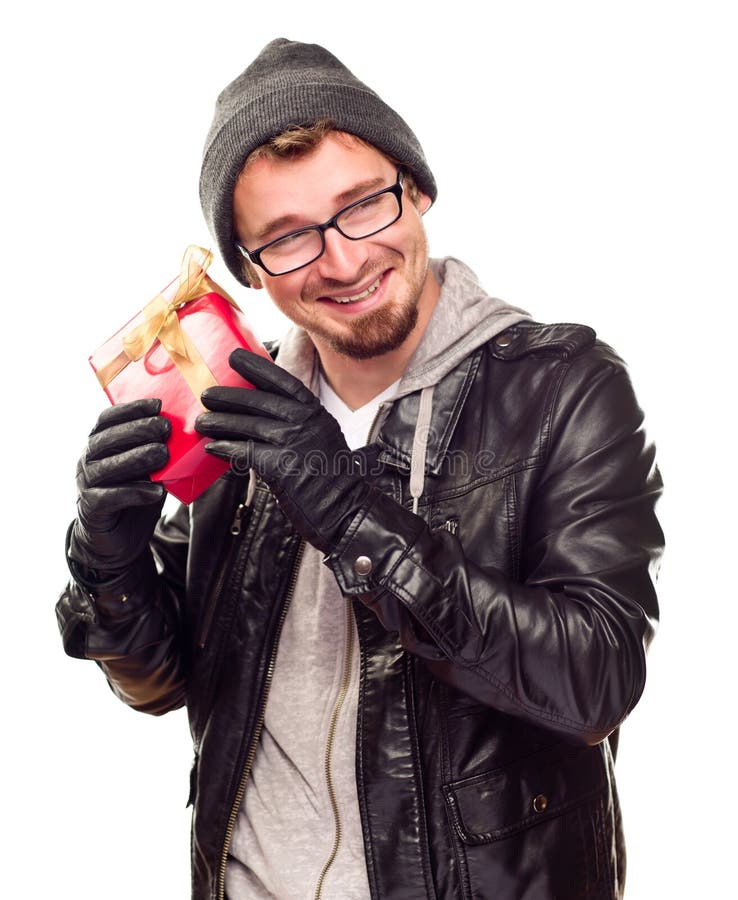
230, 502, 246, 536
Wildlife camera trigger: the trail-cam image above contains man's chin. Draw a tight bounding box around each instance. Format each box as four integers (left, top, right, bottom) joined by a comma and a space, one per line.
317, 303, 420, 360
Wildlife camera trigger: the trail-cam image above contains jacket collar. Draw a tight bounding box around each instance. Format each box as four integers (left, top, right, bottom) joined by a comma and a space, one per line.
374, 348, 483, 475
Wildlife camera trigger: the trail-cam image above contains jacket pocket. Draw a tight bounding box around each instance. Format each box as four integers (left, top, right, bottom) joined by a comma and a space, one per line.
443, 743, 615, 899
443, 742, 606, 844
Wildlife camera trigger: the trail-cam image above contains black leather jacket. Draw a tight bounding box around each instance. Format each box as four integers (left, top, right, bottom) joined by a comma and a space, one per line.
57, 321, 664, 899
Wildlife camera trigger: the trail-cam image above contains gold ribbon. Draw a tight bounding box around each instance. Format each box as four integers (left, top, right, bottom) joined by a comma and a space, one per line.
96, 246, 240, 402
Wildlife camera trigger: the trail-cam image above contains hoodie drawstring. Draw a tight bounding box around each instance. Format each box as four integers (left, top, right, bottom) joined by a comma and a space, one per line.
409, 385, 435, 515
245, 467, 257, 507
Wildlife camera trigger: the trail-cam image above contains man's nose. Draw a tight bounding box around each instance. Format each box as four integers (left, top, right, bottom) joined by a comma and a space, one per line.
315, 226, 370, 282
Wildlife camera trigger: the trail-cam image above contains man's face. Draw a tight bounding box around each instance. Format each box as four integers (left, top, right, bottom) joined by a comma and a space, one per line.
232, 133, 436, 360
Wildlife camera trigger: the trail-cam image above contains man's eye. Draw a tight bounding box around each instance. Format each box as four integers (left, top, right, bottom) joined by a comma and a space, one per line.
343, 196, 382, 220
270, 230, 316, 255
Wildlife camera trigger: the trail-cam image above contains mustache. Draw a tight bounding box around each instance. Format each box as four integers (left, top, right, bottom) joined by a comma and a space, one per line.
301, 253, 398, 301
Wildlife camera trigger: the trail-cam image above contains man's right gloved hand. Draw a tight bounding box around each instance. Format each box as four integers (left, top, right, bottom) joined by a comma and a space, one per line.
67, 398, 170, 586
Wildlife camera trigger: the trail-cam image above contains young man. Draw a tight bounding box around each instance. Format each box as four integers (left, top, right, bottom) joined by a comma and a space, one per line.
58, 39, 664, 899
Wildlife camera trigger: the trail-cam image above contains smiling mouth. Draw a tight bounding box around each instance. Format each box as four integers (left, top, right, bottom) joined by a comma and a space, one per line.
325, 276, 382, 304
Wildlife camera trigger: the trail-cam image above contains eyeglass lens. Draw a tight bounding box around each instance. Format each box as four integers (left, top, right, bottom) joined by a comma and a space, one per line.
261, 189, 400, 275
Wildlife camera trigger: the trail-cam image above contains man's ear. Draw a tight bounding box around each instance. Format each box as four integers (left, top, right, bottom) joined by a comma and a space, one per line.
242, 264, 263, 289
415, 191, 433, 215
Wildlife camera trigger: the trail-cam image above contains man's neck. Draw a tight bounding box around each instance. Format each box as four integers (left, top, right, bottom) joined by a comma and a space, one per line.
314, 271, 440, 410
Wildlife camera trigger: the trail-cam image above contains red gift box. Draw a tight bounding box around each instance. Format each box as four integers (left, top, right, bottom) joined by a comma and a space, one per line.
89, 246, 271, 504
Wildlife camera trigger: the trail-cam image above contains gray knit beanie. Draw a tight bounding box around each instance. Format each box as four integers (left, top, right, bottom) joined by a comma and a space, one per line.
199, 38, 437, 286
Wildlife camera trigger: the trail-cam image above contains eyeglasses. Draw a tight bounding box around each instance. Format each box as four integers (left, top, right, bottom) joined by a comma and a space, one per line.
235, 171, 404, 277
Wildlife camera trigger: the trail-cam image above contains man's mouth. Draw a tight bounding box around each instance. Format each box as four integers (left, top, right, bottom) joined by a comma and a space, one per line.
324, 276, 382, 304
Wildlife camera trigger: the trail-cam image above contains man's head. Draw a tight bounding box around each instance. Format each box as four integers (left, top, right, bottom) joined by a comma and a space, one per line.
199, 38, 437, 288
230, 128, 435, 360
231, 118, 427, 288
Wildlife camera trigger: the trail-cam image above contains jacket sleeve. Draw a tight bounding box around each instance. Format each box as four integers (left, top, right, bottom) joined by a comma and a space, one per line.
326, 346, 664, 746
55, 502, 192, 716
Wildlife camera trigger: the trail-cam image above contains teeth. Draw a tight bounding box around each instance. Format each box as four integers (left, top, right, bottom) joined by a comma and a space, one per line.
331, 277, 381, 304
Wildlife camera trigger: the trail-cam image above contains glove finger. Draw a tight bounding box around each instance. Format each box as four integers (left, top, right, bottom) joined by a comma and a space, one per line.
90, 399, 163, 435
78, 481, 167, 519
200, 386, 309, 423
205, 440, 296, 479
86, 416, 171, 462
228, 349, 318, 405
203, 439, 254, 476
82, 442, 169, 487
197, 411, 295, 444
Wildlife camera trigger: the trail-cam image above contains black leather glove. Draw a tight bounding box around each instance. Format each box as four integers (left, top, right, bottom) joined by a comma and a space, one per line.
67, 398, 170, 585
197, 349, 372, 555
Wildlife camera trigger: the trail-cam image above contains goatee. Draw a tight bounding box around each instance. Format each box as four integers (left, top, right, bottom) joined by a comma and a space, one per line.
319, 298, 420, 360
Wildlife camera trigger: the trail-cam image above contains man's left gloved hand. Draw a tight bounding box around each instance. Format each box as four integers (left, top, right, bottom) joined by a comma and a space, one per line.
196, 349, 373, 555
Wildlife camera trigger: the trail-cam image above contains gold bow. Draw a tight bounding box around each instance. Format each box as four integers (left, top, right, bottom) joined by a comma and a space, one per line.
96, 246, 240, 401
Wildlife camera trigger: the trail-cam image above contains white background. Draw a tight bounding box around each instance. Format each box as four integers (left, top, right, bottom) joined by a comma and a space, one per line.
2, 1, 736, 897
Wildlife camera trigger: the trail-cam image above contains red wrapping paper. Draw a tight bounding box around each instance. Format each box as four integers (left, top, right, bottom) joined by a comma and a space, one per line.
89, 249, 271, 504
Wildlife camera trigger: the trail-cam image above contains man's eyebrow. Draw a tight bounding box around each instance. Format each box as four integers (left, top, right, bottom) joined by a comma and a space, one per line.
252, 175, 389, 245
252, 214, 302, 245
333, 175, 387, 207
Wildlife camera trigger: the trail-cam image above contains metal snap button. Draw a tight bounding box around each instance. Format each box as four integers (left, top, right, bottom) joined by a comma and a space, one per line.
533, 794, 548, 813
495, 333, 513, 348
353, 555, 373, 576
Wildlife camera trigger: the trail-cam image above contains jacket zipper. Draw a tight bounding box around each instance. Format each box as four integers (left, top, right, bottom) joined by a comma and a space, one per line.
313, 597, 356, 900
197, 496, 249, 651
216, 538, 306, 900
367, 403, 387, 445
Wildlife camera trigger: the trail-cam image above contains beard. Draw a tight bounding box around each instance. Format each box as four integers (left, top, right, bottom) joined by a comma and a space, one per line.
300, 245, 429, 360
315, 297, 420, 360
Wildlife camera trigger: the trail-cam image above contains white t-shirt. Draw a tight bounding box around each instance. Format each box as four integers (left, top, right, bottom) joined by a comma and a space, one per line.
318, 375, 401, 450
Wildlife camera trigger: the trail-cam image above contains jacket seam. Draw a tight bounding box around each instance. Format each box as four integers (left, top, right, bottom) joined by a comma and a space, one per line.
445, 793, 473, 899
506, 474, 521, 582
404, 653, 438, 898
543, 366, 635, 482
420, 457, 542, 504
354, 609, 379, 898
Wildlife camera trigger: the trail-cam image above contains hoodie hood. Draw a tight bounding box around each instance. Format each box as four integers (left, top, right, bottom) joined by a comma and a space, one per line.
395, 257, 530, 399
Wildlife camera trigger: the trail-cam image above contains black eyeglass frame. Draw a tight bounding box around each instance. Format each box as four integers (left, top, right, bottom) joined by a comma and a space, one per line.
235, 170, 405, 277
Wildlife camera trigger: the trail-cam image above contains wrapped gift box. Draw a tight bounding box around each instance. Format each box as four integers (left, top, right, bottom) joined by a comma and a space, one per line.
89, 246, 271, 504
